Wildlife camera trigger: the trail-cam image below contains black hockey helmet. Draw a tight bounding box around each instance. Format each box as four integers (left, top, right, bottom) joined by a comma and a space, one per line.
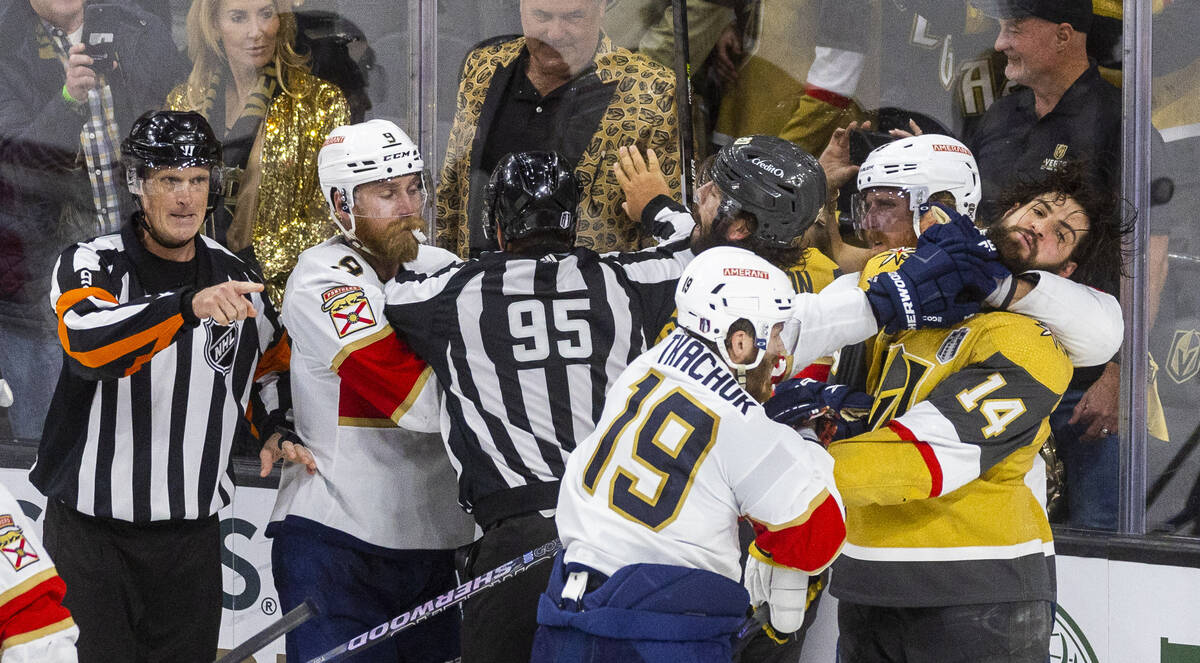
122, 110, 223, 209
122, 110, 222, 175
710, 135, 827, 248
482, 151, 579, 245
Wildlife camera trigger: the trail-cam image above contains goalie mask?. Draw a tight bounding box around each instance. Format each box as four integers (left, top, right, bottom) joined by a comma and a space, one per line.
675, 246, 797, 373
854, 134, 981, 240
318, 119, 426, 253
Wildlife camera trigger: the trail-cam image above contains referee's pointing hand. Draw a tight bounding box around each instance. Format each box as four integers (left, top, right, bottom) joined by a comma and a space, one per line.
192, 281, 263, 325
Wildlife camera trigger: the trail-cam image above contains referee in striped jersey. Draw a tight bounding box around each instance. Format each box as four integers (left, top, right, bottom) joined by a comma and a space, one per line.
384, 150, 695, 663
29, 110, 289, 661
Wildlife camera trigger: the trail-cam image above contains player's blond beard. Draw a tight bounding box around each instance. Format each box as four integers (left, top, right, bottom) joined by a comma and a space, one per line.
360, 214, 426, 264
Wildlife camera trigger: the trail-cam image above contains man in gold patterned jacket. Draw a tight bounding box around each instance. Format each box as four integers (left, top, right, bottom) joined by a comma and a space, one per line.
437, 0, 682, 259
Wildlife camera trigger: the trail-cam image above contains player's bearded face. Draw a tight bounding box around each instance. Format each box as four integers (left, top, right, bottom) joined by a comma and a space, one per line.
352, 175, 427, 263
360, 213, 426, 264
986, 194, 1088, 277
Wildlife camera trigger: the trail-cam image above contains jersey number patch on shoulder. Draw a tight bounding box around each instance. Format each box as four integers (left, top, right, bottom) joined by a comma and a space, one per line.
581, 371, 720, 531
321, 285, 377, 338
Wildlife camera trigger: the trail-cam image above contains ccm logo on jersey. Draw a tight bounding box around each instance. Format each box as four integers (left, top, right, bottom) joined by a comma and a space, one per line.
322, 285, 377, 338
0, 518, 38, 571
723, 267, 770, 279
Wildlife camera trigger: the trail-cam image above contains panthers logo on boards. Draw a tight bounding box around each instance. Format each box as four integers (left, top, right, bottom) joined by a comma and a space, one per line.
0, 516, 38, 572
321, 286, 377, 338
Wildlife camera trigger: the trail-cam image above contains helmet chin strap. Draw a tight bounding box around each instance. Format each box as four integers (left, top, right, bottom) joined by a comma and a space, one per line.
718, 342, 766, 387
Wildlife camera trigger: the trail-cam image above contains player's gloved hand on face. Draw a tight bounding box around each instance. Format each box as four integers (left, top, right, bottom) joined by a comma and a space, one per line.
917, 203, 1013, 304
766, 378, 873, 445
866, 226, 982, 333
743, 552, 810, 634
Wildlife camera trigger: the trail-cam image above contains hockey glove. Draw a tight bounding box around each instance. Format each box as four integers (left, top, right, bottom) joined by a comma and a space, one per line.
765, 378, 873, 444
865, 233, 982, 333
918, 204, 1013, 303
743, 553, 810, 635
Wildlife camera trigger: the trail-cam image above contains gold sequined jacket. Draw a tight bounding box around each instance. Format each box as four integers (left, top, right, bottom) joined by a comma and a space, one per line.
167, 71, 349, 305
436, 36, 681, 258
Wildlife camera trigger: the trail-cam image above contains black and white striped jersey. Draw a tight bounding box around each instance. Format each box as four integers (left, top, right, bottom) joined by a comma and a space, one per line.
30, 221, 287, 523
384, 208, 694, 512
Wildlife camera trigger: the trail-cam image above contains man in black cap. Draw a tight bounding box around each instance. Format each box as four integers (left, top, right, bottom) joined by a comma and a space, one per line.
966, 0, 1135, 532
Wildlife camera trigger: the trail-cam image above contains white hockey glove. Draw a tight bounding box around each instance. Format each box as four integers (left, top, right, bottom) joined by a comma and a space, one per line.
743, 554, 810, 634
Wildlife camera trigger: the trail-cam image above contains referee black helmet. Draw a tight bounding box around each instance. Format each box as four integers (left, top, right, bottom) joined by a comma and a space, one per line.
710, 135, 826, 248
483, 151, 579, 246
122, 110, 223, 209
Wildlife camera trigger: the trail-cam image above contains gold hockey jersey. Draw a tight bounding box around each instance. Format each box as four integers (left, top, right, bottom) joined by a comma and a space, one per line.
828, 311, 1072, 607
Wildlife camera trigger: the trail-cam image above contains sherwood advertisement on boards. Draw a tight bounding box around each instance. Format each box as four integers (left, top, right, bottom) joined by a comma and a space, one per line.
1, 461, 1199, 662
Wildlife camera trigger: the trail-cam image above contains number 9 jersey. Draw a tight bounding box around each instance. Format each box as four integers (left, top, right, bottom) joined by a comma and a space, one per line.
556, 329, 847, 582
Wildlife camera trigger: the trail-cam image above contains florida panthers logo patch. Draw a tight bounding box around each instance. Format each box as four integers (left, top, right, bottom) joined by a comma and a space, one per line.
0, 516, 38, 571
203, 318, 239, 375
322, 286, 377, 338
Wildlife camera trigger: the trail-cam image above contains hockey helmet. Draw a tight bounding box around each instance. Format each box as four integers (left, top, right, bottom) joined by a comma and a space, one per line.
483, 151, 579, 245
675, 246, 797, 371
318, 119, 426, 249
853, 134, 981, 239
122, 110, 223, 205
710, 135, 827, 248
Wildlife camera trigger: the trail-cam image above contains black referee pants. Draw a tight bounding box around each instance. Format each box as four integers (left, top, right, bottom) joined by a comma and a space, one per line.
459, 512, 557, 663
42, 500, 223, 662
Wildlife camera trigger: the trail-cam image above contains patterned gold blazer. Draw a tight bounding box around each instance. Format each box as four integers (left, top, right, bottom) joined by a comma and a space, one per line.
436, 36, 681, 258
168, 70, 349, 305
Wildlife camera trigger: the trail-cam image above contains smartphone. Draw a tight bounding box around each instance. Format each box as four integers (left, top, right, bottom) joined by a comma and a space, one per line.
82, 3, 120, 68
848, 129, 896, 166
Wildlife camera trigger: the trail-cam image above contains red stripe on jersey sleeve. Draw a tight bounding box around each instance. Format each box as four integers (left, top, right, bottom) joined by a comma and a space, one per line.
752, 494, 846, 574
887, 420, 943, 498
0, 574, 73, 647
803, 84, 853, 109
335, 332, 428, 420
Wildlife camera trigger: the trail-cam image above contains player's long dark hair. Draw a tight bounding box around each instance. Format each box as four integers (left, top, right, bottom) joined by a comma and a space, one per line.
991, 160, 1132, 292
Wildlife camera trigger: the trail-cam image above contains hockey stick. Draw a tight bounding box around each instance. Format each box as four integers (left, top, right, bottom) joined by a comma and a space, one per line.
304, 538, 564, 663
670, 0, 696, 207
214, 598, 318, 663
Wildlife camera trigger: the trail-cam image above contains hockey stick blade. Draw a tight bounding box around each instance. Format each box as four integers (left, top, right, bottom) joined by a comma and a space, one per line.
305, 538, 564, 663
215, 598, 318, 663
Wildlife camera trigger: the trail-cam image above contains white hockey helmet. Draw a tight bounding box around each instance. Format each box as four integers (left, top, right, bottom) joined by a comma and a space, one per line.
675, 246, 796, 372
854, 134, 981, 238
318, 119, 425, 250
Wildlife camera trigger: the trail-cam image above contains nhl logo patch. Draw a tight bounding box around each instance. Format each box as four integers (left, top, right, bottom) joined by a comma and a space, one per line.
321, 286, 377, 338
203, 318, 239, 375
0, 517, 38, 571
936, 327, 970, 364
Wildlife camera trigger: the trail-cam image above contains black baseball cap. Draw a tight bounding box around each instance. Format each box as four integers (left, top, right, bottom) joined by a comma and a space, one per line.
972, 0, 1093, 33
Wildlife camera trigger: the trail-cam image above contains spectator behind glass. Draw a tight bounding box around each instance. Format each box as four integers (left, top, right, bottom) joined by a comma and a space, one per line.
966, 0, 1157, 531
0, 0, 185, 443
436, 0, 682, 259
168, 0, 349, 305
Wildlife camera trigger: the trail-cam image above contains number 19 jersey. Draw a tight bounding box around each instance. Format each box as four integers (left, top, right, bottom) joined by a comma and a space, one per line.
557, 330, 847, 581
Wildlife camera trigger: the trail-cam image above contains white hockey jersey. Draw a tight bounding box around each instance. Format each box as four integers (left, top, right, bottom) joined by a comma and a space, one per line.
557, 330, 847, 581
273, 239, 474, 551
0, 482, 77, 663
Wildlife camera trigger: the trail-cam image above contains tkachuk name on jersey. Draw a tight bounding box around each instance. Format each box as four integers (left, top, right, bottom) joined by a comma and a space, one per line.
656, 334, 756, 415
